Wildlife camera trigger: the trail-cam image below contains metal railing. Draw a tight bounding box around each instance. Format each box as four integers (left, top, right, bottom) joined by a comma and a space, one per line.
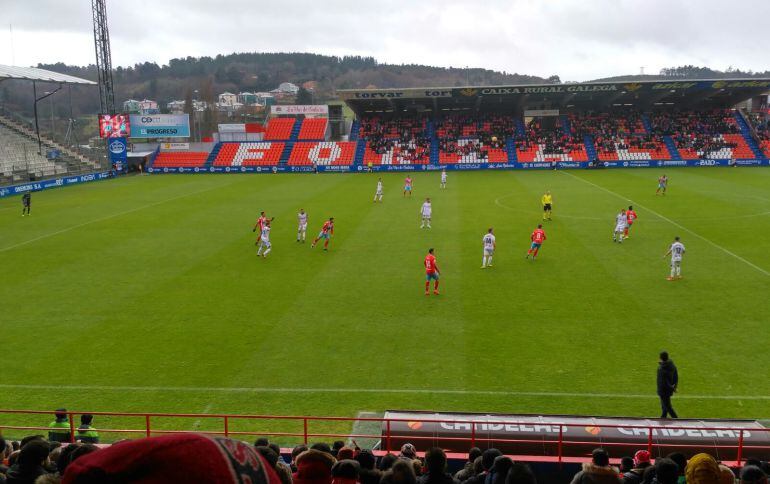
2, 409, 768, 466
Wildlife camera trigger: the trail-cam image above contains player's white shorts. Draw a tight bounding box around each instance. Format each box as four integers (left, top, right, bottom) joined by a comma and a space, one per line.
376, 190, 382, 196
614, 224, 626, 233
422, 213, 432, 218
484, 248, 494, 256
260, 238, 271, 248
298, 223, 307, 231
670, 259, 681, 266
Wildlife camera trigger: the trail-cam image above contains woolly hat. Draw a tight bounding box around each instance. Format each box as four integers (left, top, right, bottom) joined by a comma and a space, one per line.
62, 433, 281, 484
634, 450, 651, 466
685, 453, 720, 484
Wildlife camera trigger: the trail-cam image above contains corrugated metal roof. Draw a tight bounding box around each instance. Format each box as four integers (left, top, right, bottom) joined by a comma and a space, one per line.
0, 64, 96, 85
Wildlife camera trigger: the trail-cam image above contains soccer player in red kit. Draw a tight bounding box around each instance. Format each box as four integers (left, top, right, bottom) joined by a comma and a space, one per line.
526, 224, 546, 260
424, 248, 440, 296
624, 205, 637, 238
253, 211, 274, 245
311, 217, 335, 251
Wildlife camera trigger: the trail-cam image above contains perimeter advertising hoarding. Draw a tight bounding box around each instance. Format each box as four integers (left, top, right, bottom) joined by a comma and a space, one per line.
381, 411, 770, 460
271, 105, 329, 116
128, 114, 190, 138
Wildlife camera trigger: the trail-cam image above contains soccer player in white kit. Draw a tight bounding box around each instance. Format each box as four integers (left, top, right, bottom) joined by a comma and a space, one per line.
482, 228, 496, 268
440, 169, 447, 189
664, 236, 685, 280
374, 178, 383, 202
297, 209, 308, 243
420, 198, 432, 229
257, 220, 272, 257
612, 209, 627, 243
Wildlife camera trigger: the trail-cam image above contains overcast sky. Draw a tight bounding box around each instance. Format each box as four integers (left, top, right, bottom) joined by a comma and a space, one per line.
2, 0, 769, 82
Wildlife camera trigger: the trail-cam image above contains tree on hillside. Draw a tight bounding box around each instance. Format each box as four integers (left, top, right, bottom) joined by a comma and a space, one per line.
296, 87, 313, 105
183, 87, 194, 115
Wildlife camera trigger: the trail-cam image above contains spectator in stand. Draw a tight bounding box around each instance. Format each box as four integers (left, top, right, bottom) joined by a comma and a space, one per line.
61, 434, 281, 483
653, 458, 679, 484
740, 465, 768, 484
331, 460, 360, 484
399, 444, 417, 462
5, 439, 50, 484
293, 449, 336, 484
665, 453, 687, 484
47, 410, 70, 443
380, 454, 398, 472
336, 447, 355, 462
331, 441, 345, 459
292, 445, 309, 472
506, 463, 537, 484
311, 443, 334, 456
255, 437, 270, 447
454, 448, 482, 482
622, 450, 652, 483
489, 457, 514, 484
462, 449, 502, 484
381, 460, 418, 484
75, 415, 99, 444
257, 446, 292, 484
355, 449, 382, 484
570, 448, 621, 484
620, 457, 635, 475
418, 448, 458, 484
685, 453, 720, 484
717, 464, 736, 484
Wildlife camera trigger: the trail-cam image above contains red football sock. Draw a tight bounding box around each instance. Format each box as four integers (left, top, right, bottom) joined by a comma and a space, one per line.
434, 280, 439, 290
425, 281, 430, 291
533, 248, 539, 257
624, 228, 629, 236
324, 240, 329, 249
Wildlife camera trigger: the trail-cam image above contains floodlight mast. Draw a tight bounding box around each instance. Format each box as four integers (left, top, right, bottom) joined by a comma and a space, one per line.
92, 0, 115, 115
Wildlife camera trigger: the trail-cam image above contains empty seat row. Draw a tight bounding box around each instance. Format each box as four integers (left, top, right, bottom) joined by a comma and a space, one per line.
153, 152, 208, 167
297, 118, 328, 140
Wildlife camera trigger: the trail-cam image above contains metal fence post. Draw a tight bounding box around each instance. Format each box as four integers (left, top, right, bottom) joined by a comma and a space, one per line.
647, 426, 653, 454
558, 425, 563, 465
145, 415, 151, 438
303, 418, 308, 445
737, 430, 744, 465
386, 420, 392, 453
68, 413, 75, 443
224, 416, 229, 438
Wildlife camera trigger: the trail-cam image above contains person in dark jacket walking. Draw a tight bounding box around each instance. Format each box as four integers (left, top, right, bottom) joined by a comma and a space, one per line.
418, 448, 459, 484
657, 351, 679, 418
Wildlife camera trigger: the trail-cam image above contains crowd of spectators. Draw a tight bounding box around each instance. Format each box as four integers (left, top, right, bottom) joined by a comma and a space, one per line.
515, 120, 585, 156
649, 110, 740, 158
434, 114, 514, 147
360, 117, 431, 163
3, 427, 770, 484
569, 111, 646, 139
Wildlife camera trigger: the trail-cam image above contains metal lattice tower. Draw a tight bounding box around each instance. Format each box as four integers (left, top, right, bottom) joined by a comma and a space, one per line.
92, 0, 115, 114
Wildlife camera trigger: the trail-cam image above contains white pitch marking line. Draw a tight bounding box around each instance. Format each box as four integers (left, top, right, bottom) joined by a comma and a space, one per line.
192, 402, 214, 430
561, 171, 770, 277
0, 182, 233, 253
1, 384, 768, 400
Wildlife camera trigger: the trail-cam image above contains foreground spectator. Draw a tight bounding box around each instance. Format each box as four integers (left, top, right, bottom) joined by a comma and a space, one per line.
666, 453, 687, 484
619, 457, 634, 475
382, 460, 418, 484
293, 449, 336, 484
380, 454, 398, 472
47, 410, 70, 444
462, 449, 501, 484
570, 448, 621, 484
62, 433, 280, 483
489, 456, 514, 484
653, 458, 679, 484
400, 444, 417, 462
418, 448, 458, 484
718, 464, 736, 484
622, 450, 652, 483
331, 459, 360, 484
685, 453, 720, 484
740, 465, 768, 484
506, 463, 537, 484
454, 448, 481, 482
292, 445, 309, 472
5, 439, 50, 484
355, 449, 382, 484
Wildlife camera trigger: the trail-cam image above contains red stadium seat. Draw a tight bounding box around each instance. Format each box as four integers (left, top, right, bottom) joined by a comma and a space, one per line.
153, 152, 208, 167
264, 118, 296, 141
288, 142, 356, 166
297, 118, 328, 140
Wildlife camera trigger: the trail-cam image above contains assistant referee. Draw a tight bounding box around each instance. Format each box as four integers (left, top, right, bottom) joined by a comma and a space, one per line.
541, 190, 553, 221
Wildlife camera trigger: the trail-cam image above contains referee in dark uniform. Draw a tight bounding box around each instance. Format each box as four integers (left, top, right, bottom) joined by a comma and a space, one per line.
657, 351, 679, 418
22, 192, 31, 216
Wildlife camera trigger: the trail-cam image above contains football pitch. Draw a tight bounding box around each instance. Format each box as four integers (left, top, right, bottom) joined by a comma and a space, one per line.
1, 168, 770, 440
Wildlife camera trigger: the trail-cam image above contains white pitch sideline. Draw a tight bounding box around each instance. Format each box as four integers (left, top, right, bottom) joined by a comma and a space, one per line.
0, 383, 768, 400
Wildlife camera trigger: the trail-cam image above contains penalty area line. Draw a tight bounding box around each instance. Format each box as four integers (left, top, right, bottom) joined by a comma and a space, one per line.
0, 384, 768, 400
561, 171, 770, 277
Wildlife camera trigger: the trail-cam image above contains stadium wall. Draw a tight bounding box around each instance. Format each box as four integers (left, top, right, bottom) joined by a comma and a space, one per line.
0, 171, 112, 198
146, 158, 769, 175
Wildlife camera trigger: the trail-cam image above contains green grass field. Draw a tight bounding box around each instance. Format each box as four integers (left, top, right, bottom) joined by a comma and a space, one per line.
1, 168, 769, 441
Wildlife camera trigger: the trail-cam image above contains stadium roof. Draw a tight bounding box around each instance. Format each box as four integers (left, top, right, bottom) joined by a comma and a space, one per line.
0, 64, 96, 85
339, 78, 770, 115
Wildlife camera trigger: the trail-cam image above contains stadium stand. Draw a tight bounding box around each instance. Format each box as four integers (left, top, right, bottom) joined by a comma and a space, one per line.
297, 118, 328, 140
360, 116, 431, 165
264, 118, 297, 141
515, 120, 588, 162
288, 141, 356, 166
568, 111, 673, 161
213, 142, 285, 166
153, 151, 209, 168
649, 109, 751, 160
435, 115, 513, 163
0, 123, 68, 183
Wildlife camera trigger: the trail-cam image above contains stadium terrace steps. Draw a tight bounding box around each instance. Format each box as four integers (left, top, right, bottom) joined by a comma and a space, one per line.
354, 139, 366, 165
662, 136, 682, 160
205, 143, 223, 168
289, 120, 302, 141
734, 112, 766, 159
280, 142, 295, 163
349, 120, 360, 141
583, 135, 597, 161
505, 138, 517, 162
641, 114, 653, 134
